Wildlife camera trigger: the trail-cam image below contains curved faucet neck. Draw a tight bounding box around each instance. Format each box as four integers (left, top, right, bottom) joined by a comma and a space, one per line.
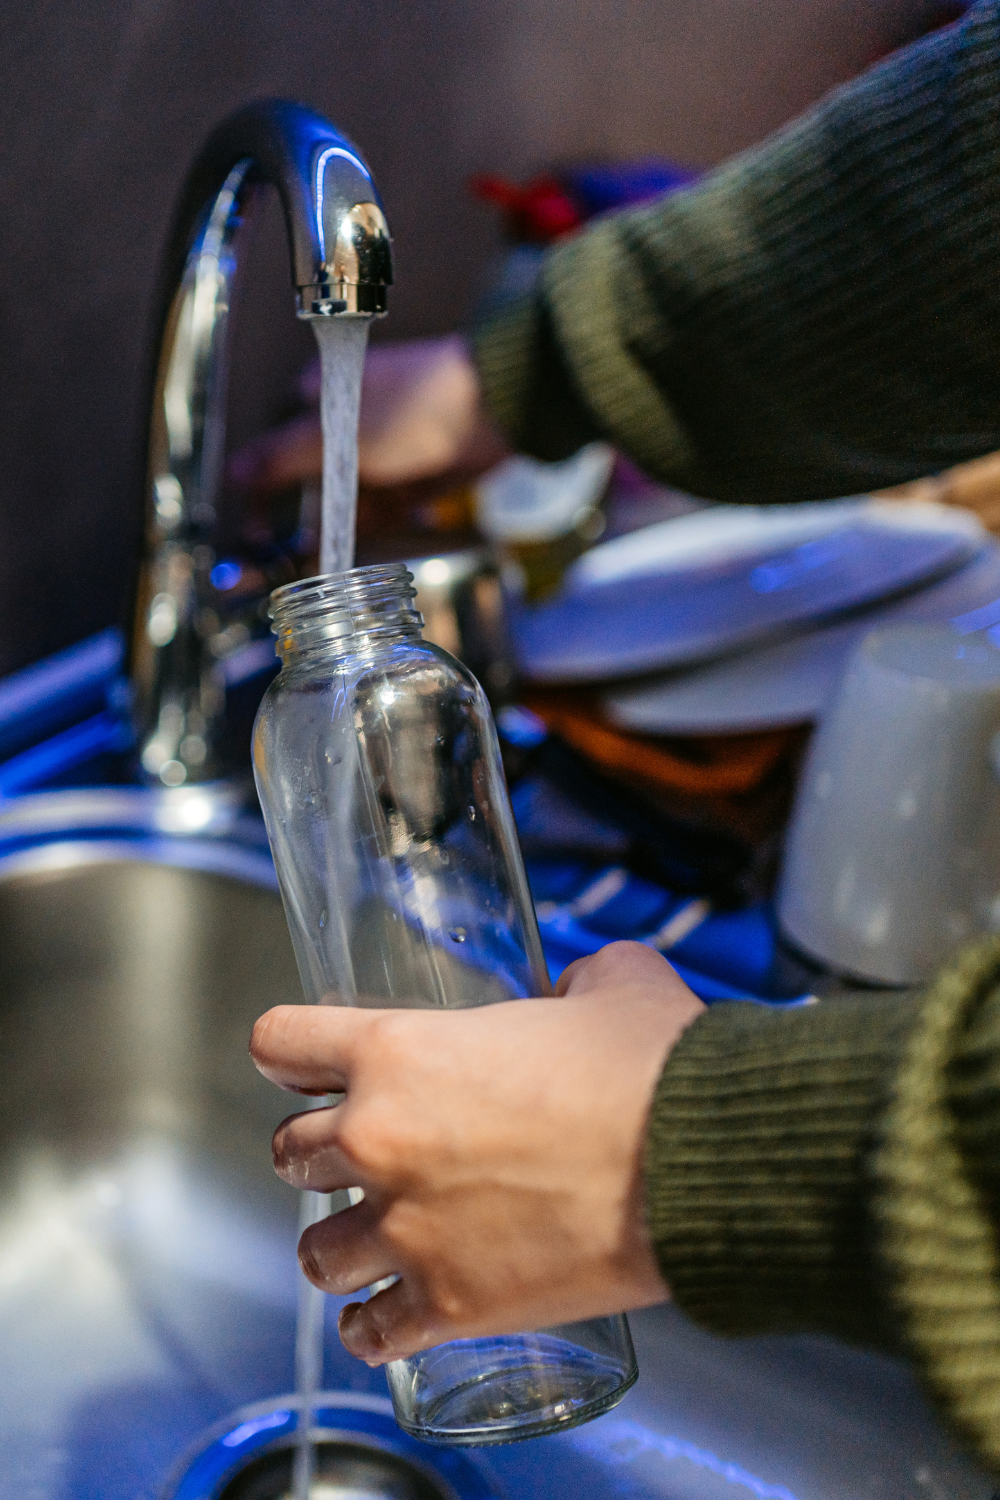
130, 100, 391, 789
168, 100, 390, 317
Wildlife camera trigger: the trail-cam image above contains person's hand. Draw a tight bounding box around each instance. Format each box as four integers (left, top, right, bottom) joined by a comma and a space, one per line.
228, 334, 510, 498
249, 941, 705, 1366
876, 448, 1000, 535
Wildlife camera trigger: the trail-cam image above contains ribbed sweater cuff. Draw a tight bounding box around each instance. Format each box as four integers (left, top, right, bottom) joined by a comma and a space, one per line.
646, 994, 915, 1348
471, 228, 698, 478
542, 218, 698, 482
873, 938, 1000, 1472
472, 293, 542, 451
473, 284, 606, 464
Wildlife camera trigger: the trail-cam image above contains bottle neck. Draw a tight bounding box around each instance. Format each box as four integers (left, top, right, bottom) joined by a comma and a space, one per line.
269, 563, 423, 667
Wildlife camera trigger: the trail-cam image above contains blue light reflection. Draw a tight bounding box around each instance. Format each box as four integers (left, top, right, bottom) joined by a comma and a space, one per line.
749, 531, 856, 594
572, 1418, 802, 1500
210, 560, 243, 591
221, 1410, 291, 1448
315, 145, 372, 262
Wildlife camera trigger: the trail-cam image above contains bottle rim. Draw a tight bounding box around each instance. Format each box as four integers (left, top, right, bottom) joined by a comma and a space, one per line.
268, 562, 421, 659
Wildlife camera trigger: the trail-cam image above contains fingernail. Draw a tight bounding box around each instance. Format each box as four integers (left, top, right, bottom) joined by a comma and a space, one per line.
339, 1302, 382, 1365
338, 1303, 365, 1353
298, 1241, 323, 1287
271, 1135, 292, 1178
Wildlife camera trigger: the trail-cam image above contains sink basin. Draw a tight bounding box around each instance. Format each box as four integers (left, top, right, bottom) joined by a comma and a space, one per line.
0, 788, 427, 1498
0, 789, 992, 1500
0, 810, 312, 1494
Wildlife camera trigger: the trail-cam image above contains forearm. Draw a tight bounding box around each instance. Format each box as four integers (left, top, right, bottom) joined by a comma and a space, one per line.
645, 991, 914, 1350
475, 1, 1000, 501
646, 938, 1000, 1476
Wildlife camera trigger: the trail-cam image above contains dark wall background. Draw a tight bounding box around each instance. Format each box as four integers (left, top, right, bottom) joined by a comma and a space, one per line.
0, 0, 944, 676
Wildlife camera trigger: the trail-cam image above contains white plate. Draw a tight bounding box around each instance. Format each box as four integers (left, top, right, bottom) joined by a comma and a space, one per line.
507, 499, 984, 683
602, 540, 1000, 733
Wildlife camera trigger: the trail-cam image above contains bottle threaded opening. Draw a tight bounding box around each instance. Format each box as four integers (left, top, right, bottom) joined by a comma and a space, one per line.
269, 562, 422, 661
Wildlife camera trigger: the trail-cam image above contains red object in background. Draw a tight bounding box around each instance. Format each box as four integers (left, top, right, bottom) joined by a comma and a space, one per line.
469, 172, 584, 243
470, 159, 699, 244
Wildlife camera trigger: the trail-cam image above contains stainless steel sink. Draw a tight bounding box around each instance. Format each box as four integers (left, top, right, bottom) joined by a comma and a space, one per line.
0, 788, 408, 1499
0, 789, 993, 1500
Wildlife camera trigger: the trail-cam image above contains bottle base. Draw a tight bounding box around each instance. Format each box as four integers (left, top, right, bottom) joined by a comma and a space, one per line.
387, 1332, 638, 1447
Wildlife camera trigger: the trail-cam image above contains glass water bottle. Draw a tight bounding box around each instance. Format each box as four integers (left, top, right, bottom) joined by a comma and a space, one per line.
252, 563, 637, 1445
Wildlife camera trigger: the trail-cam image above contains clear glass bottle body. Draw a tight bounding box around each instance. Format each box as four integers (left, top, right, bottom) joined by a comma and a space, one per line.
253, 564, 637, 1445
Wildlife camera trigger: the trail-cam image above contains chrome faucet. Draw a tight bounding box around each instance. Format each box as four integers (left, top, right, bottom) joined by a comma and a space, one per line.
131, 99, 391, 787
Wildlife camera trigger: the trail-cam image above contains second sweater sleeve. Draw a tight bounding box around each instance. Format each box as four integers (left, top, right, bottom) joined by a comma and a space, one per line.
475, 1, 1000, 503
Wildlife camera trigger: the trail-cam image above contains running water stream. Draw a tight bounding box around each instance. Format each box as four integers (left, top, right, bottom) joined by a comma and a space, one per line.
292, 1189, 331, 1500
314, 316, 372, 577
292, 314, 371, 1500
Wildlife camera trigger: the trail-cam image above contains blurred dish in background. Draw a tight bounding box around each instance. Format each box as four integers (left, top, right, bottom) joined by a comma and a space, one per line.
474, 443, 614, 601
507, 498, 984, 683
778, 622, 1000, 985
603, 540, 1000, 733
407, 549, 515, 706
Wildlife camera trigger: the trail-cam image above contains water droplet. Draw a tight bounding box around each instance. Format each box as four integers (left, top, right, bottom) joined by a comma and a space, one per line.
319, 908, 328, 930
468, 805, 476, 821
449, 927, 467, 944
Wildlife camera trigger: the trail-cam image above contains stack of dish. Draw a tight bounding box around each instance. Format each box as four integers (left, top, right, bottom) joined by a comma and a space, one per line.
504, 497, 998, 731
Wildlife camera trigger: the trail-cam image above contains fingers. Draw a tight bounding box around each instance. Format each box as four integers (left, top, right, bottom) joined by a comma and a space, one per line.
272, 1105, 358, 1191
298, 1199, 397, 1298
555, 940, 690, 997
250, 1003, 375, 1093
338, 1278, 436, 1367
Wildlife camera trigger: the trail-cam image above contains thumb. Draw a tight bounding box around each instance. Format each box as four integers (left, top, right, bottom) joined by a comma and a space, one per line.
555, 940, 685, 998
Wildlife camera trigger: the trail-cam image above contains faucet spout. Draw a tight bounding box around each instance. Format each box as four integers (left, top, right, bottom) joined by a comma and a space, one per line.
132, 100, 391, 788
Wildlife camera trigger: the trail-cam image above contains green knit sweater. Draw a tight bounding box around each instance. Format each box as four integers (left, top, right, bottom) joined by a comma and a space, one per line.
473, 0, 1000, 1474
647, 944, 1000, 1478
474, 2, 1000, 503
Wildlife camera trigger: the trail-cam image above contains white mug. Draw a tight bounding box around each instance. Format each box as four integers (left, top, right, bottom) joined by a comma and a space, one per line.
777, 623, 1000, 985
